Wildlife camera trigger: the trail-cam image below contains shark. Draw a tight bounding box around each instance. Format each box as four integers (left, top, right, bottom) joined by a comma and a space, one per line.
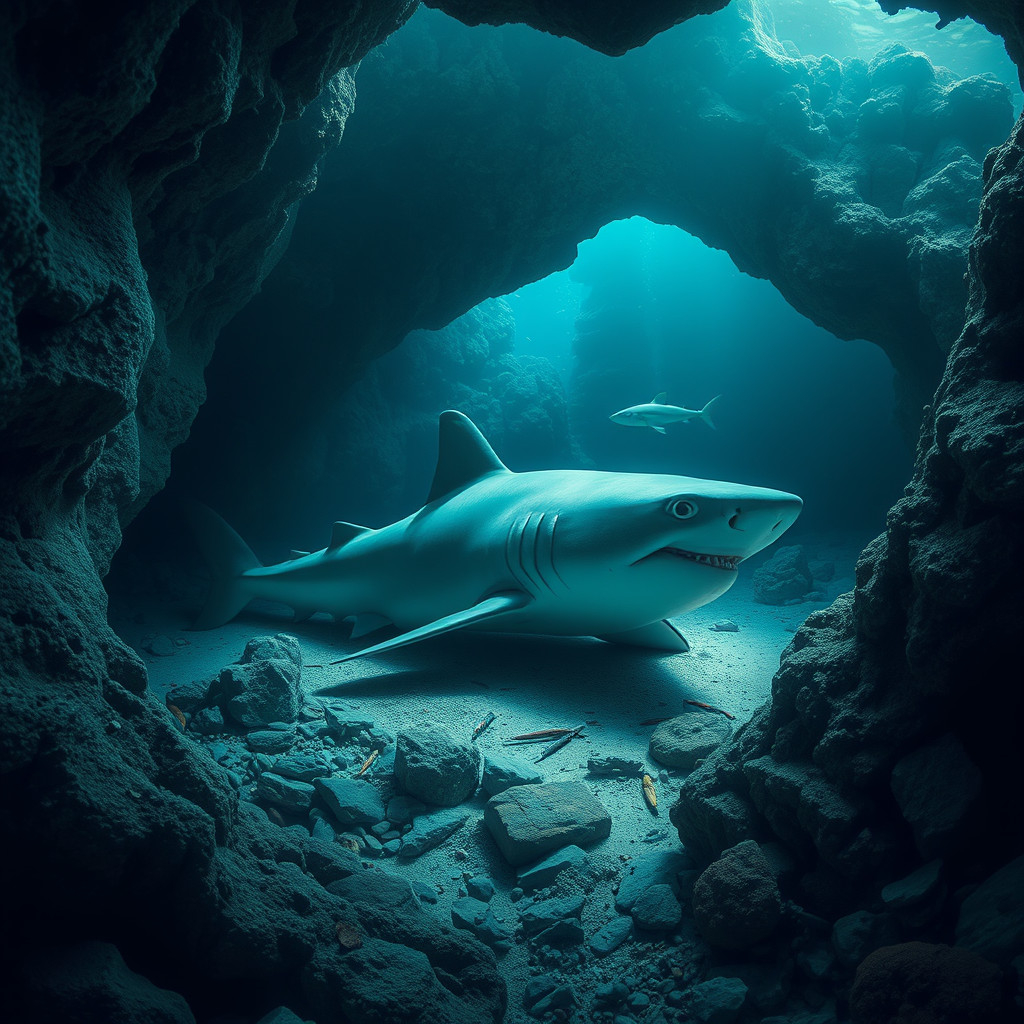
188, 410, 801, 669
610, 393, 722, 434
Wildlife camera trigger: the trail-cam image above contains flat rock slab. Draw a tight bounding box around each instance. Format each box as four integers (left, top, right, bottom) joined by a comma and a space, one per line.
650, 713, 732, 770
314, 777, 385, 826
484, 782, 611, 867
399, 807, 470, 858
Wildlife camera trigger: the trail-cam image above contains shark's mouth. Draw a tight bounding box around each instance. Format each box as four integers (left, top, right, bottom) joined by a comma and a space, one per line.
655, 546, 741, 571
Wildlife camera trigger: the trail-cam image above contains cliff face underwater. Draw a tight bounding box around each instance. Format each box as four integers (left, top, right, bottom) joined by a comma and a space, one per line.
1, 2, 1022, 1023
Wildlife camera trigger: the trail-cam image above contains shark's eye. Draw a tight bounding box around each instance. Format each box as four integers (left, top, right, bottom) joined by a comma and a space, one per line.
668, 498, 698, 520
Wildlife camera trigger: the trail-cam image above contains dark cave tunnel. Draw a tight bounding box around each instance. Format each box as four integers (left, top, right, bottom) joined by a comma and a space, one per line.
2, 2, 1023, 1024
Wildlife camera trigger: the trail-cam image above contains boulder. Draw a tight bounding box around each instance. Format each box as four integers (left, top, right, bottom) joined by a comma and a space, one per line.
688, 976, 748, 1024
890, 733, 981, 858
20, 941, 195, 1024
394, 723, 482, 805
483, 782, 611, 866
314, 777, 386, 826
650, 713, 732, 770
752, 545, 812, 604
850, 942, 1004, 1024
692, 841, 782, 950
955, 855, 1024, 965
217, 634, 303, 728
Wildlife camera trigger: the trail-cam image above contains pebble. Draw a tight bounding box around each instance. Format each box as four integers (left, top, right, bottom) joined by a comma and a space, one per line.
146, 635, 176, 657
590, 915, 633, 957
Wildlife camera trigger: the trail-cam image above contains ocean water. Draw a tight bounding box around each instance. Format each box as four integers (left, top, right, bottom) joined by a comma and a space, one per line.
103, 4, 1022, 1022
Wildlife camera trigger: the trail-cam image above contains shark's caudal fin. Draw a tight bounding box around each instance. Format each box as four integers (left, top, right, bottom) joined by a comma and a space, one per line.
427, 410, 510, 503
183, 502, 260, 629
700, 395, 721, 430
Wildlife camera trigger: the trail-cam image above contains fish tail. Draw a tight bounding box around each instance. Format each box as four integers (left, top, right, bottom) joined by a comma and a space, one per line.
700, 395, 721, 430
182, 501, 261, 629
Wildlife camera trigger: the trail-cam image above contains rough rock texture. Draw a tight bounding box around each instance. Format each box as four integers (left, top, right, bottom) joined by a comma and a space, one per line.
849, 942, 1005, 1024
691, 840, 783, 950
0, 3, 512, 1022
178, 0, 1015, 537
752, 545, 814, 605
671, 42, 1024, 989
394, 723, 483, 806
215, 634, 303, 728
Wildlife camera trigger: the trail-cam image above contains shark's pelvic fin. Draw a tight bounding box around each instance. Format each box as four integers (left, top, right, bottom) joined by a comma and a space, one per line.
427, 409, 511, 503
318, 590, 532, 674
183, 501, 261, 630
288, 549, 311, 560
598, 620, 690, 652
651, 392, 667, 404
329, 522, 372, 550
293, 608, 316, 623
349, 612, 393, 639
650, 424, 667, 435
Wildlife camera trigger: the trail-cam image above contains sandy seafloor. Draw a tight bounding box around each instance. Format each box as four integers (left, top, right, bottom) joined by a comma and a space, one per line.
109, 533, 866, 1022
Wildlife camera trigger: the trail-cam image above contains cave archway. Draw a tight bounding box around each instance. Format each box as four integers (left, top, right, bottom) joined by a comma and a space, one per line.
158, 0, 1015, 552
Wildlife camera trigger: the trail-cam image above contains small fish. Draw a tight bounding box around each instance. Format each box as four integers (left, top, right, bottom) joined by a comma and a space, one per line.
639, 717, 672, 726
472, 712, 496, 740
609, 393, 721, 434
355, 749, 379, 776
642, 774, 658, 813
685, 699, 735, 720
536, 724, 586, 762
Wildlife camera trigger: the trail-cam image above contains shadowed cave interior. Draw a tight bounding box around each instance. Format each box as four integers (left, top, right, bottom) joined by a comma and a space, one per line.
2, 2, 1023, 1023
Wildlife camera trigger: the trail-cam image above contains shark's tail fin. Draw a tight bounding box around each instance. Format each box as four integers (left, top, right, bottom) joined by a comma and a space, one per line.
183, 501, 260, 629
700, 395, 721, 430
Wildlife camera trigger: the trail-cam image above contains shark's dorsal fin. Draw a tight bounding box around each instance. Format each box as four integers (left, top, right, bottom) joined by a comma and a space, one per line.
427, 410, 510, 504
329, 522, 372, 550
651, 392, 667, 404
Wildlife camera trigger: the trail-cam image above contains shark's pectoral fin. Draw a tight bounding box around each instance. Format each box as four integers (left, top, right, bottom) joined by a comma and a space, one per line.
349, 612, 393, 639
598, 620, 689, 653
321, 591, 532, 671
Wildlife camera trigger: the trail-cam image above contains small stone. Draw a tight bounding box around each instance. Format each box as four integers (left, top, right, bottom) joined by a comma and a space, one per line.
451, 896, 512, 950
467, 875, 495, 901
146, 635, 176, 657
649, 713, 732, 770
386, 794, 427, 825
246, 729, 295, 754
710, 620, 739, 632
523, 973, 559, 1010
190, 706, 225, 735
517, 844, 589, 892
586, 756, 642, 777
411, 879, 438, 903
399, 806, 470, 858
255, 772, 315, 814
314, 777, 386, 826
630, 883, 682, 931
519, 892, 585, 936
482, 750, 544, 795
590, 916, 633, 957
272, 754, 331, 783
689, 976, 748, 1024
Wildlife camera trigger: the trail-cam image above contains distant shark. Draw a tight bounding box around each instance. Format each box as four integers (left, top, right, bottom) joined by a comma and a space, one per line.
188, 411, 800, 670
610, 393, 722, 434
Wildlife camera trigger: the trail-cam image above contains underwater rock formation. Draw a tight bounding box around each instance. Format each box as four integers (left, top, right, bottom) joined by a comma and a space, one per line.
186, 0, 1016, 521
672, 91, 1024, 1006
0, 3, 507, 1022
425, 0, 729, 56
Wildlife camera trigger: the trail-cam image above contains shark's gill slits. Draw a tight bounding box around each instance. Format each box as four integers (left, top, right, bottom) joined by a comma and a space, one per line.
505, 514, 563, 594
544, 514, 568, 589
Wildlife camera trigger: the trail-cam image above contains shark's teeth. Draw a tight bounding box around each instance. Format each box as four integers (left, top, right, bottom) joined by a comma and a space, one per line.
662, 547, 740, 571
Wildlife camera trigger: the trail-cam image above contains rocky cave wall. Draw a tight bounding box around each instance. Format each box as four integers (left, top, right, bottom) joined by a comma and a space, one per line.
2, 0, 1024, 1021
177, 0, 1014, 542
